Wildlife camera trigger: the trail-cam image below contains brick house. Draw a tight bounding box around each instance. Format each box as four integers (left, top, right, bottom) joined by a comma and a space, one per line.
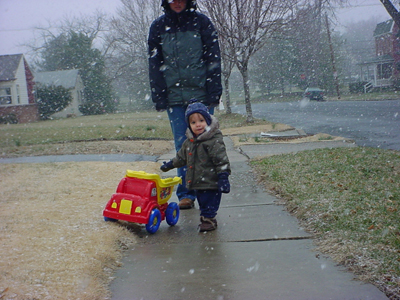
358, 19, 400, 90
0, 54, 39, 123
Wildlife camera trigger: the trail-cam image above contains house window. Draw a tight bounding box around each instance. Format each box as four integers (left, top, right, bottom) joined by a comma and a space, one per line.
79, 89, 84, 104
16, 85, 20, 103
378, 63, 393, 79
0, 87, 12, 105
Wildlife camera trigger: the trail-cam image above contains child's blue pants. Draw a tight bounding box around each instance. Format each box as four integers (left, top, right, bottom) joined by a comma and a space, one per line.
196, 189, 222, 218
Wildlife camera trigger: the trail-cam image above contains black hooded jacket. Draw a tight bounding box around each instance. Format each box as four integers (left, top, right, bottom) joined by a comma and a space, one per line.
148, 0, 222, 110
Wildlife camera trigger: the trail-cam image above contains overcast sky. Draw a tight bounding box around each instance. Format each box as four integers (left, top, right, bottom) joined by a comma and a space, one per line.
0, 0, 392, 57
0, 0, 120, 56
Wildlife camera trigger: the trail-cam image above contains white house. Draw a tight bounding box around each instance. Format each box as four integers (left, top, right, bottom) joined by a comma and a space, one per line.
35, 69, 85, 118
0, 54, 38, 123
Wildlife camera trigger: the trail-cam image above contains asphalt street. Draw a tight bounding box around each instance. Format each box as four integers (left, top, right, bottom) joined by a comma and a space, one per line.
232, 99, 400, 151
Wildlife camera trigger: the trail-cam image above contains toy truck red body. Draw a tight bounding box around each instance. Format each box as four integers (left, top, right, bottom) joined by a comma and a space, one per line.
103, 170, 181, 234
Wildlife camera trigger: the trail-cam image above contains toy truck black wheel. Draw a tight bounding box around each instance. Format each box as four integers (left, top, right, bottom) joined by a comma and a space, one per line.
166, 202, 180, 226
104, 217, 118, 222
146, 208, 162, 234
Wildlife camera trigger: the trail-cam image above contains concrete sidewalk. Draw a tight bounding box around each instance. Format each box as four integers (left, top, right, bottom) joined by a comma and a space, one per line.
0, 153, 157, 164
109, 136, 387, 300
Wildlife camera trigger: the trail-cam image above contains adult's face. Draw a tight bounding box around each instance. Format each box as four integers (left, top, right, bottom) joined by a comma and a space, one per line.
169, 0, 187, 13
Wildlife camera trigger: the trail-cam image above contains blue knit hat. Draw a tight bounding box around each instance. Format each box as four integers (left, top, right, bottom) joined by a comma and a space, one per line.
185, 100, 212, 126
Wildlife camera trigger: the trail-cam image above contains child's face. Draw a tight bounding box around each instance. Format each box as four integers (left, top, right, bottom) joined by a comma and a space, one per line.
189, 113, 207, 136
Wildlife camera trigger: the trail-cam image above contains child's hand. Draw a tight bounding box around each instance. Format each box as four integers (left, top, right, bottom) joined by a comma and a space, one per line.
218, 172, 230, 193
160, 160, 174, 172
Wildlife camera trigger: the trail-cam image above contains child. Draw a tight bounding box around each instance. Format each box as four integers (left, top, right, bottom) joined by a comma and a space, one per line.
160, 101, 231, 232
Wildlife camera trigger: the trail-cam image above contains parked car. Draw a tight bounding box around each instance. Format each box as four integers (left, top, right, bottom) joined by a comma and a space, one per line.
304, 87, 324, 101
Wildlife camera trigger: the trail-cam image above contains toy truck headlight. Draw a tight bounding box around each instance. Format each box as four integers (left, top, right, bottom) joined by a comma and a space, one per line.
151, 187, 157, 197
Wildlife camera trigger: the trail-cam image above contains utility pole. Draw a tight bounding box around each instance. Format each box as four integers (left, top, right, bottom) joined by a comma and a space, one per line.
325, 13, 340, 100
380, 0, 400, 28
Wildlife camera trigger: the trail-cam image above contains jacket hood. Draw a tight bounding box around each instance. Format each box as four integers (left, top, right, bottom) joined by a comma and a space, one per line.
161, 0, 197, 12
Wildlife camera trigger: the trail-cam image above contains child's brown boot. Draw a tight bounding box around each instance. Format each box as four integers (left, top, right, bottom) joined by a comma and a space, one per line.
199, 216, 217, 232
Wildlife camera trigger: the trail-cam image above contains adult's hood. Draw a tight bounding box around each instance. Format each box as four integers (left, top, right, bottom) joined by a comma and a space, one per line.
161, 0, 197, 12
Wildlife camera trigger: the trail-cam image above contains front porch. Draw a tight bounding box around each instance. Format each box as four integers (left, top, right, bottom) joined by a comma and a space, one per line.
358, 54, 395, 92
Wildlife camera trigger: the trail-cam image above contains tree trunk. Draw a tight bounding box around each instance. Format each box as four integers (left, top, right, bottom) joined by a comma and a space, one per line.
380, 0, 400, 28
279, 57, 285, 96
325, 13, 341, 99
239, 64, 253, 123
223, 74, 232, 114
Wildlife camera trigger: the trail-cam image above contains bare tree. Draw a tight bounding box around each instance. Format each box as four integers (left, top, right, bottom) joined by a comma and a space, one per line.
339, 18, 377, 81
105, 0, 161, 105
202, 0, 300, 122
60, 11, 109, 46
310, 0, 349, 96
199, 3, 235, 114
288, 3, 325, 89
217, 34, 236, 114
24, 11, 111, 66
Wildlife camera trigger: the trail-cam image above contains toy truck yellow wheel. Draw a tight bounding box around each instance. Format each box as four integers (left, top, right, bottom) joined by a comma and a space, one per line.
145, 208, 162, 234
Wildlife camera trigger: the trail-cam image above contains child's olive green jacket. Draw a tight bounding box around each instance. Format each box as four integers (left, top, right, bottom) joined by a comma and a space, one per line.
172, 116, 231, 190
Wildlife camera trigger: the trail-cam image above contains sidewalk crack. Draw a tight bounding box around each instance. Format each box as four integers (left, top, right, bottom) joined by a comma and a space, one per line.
222, 203, 276, 208
228, 236, 313, 243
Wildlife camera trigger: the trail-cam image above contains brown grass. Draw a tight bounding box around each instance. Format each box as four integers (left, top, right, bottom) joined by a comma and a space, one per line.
0, 161, 160, 300
1, 140, 174, 159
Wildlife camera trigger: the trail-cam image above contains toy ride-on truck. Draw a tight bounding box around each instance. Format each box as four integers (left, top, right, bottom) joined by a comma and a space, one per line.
103, 170, 182, 234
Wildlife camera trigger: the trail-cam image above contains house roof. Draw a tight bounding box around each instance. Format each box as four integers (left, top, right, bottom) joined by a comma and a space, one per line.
374, 19, 394, 37
35, 69, 80, 89
0, 54, 23, 81
358, 54, 394, 65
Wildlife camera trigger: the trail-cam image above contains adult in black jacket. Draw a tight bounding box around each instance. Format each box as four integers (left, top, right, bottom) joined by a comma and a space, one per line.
148, 0, 222, 209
